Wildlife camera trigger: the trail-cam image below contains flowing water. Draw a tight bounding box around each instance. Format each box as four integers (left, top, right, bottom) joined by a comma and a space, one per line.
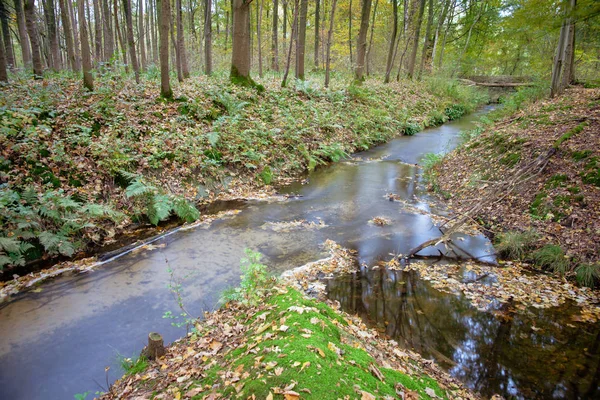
0, 106, 597, 399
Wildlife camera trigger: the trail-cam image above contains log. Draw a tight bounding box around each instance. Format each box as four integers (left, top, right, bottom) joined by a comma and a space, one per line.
143, 332, 166, 360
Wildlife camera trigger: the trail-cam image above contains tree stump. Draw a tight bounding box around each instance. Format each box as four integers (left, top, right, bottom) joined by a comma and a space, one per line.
142, 332, 166, 360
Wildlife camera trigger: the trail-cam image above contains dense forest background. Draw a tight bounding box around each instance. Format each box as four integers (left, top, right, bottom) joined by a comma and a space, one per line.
0, 0, 599, 88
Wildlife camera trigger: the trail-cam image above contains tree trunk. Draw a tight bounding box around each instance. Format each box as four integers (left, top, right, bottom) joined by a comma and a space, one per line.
78, 0, 94, 89
313, 0, 319, 68
102, 0, 114, 61
560, 0, 576, 91
354, 0, 372, 82
86, 0, 95, 63
347, 0, 352, 64
58, 0, 77, 70
158, 0, 172, 97
170, 0, 182, 82
384, 0, 397, 83
45, 0, 61, 69
92, 0, 103, 61
281, 0, 297, 86
24, 0, 44, 77
178, 0, 189, 77
294, 0, 306, 79
431, 0, 450, 68
14, 0, 32, 67
417, 0, 433, 78
231, 0, 254, 85
455, 1, 483, 77
407, 0, 424, 79
282, 0, 286, 39
365, 0, 378, 76
139, 0, 147, 70
271, 0, 278, 71
0, 30, 8, 81
437, 0, 455, 69
0, 0, 15, 69
114, 0, 127, 68
324, 0, 336, 87
202, 0, 212, 74
256, 0, 262, 76
123, 0, 140, 82
551, 0, 575, 97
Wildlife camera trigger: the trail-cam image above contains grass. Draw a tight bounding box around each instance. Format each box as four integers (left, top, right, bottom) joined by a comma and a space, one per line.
495, 230, 539, 260
532, 245, 570, 275
575, 263, 600, 288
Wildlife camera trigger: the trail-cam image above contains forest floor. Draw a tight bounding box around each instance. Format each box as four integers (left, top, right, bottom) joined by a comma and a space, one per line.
0, 74, 485, 295
99, 241, 477, 400
432, 87, 600, 285
0, 74, 484, 285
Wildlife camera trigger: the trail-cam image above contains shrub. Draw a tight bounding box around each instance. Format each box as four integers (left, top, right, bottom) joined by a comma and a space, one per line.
404, 121, 422, 136
495, 230, 539, 260
220, 249, 277, 306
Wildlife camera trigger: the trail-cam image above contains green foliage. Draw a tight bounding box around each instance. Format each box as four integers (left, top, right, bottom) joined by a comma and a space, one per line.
0, 186, 124, 270
220, 249, 277, 306
119, 355, 148, 376
73, 392, 89, 400
125, 177, 200, 225
532, 245, 570, 275
403, 121, 422, 136
495, 230, 539, 260
445, 104, 467, 120
314, 143, 348, 163
554, 122, 587, 149
259, 166, 273, 185
575, 263, 600, 288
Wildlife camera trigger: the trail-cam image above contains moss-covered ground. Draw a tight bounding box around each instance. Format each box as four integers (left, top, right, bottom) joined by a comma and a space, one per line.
104, 287, 471, 399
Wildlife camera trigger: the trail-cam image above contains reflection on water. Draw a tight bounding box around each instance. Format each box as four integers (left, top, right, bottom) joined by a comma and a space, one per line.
327, 267, 600, 399
0, 107, 499, 399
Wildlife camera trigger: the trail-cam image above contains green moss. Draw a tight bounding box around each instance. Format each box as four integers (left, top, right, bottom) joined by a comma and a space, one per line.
530, 192, 548, 219
553, 122, 587, 149
500, 152, 521, 167
572, 150, 592, 161
546, 174, 568, 188
189, 289, 449, 399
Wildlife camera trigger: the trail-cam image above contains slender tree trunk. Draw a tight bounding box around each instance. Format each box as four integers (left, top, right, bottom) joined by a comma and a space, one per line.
294, 0, 306, 79
204, 0, 213, 74
324, 0, 336, 87
151, 0, 158, 62
41, 0, 59, 70
70, 0, 82, 69
178, 0, 189, 77
170, 0, 182, 81
92, 0, 103, 61
139, 0, 147, 70
123, 0, 140, 82
354, 0, 372, 82
86, 0, 95, 62
431, 0, 450, 68
78, 0, 94, 89
560, 0, 576, 91
313, 0, 319, 68
145, 0, 152, 63
384, 0, 397, 83
102, 0, 114, 61
58, 0, 77, 69
281, 0, 297, 86
417, 0, 433, 78
114, 0, 127, 68
14, 0, 32, 67
437, 0, 454, 69
158, 0, 172, 97
24, 0, 44, 77
348, 0, 352, 64
282, 0, 286, 39
455, 1, 483, 76
407, 0, 424, 79
365, 0, 378, 76
0, 30, 8, 81
225, 9, 230, 49
0, 0, 15, 68
257, 0, 262, 76
271, 0, 278, 71
231, 0, 254, 85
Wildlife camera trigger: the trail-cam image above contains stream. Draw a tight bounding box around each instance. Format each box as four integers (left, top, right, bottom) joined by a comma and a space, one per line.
1, 106, 598, 399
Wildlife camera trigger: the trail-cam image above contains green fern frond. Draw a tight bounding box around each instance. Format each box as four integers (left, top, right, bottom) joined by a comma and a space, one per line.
173, 198, 200, 223
125, 178, 156, 198
0, 236, 21, 254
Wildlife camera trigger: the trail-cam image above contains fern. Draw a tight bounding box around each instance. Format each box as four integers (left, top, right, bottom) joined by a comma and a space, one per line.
0, 236, 21, 253
125, 178, 156, 198
38, 231, 62, 252
151, 194, 174, 225
173, 198, 200, 222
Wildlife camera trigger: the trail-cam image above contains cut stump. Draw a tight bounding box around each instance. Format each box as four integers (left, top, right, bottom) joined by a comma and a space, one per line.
142, 332, 166, 360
